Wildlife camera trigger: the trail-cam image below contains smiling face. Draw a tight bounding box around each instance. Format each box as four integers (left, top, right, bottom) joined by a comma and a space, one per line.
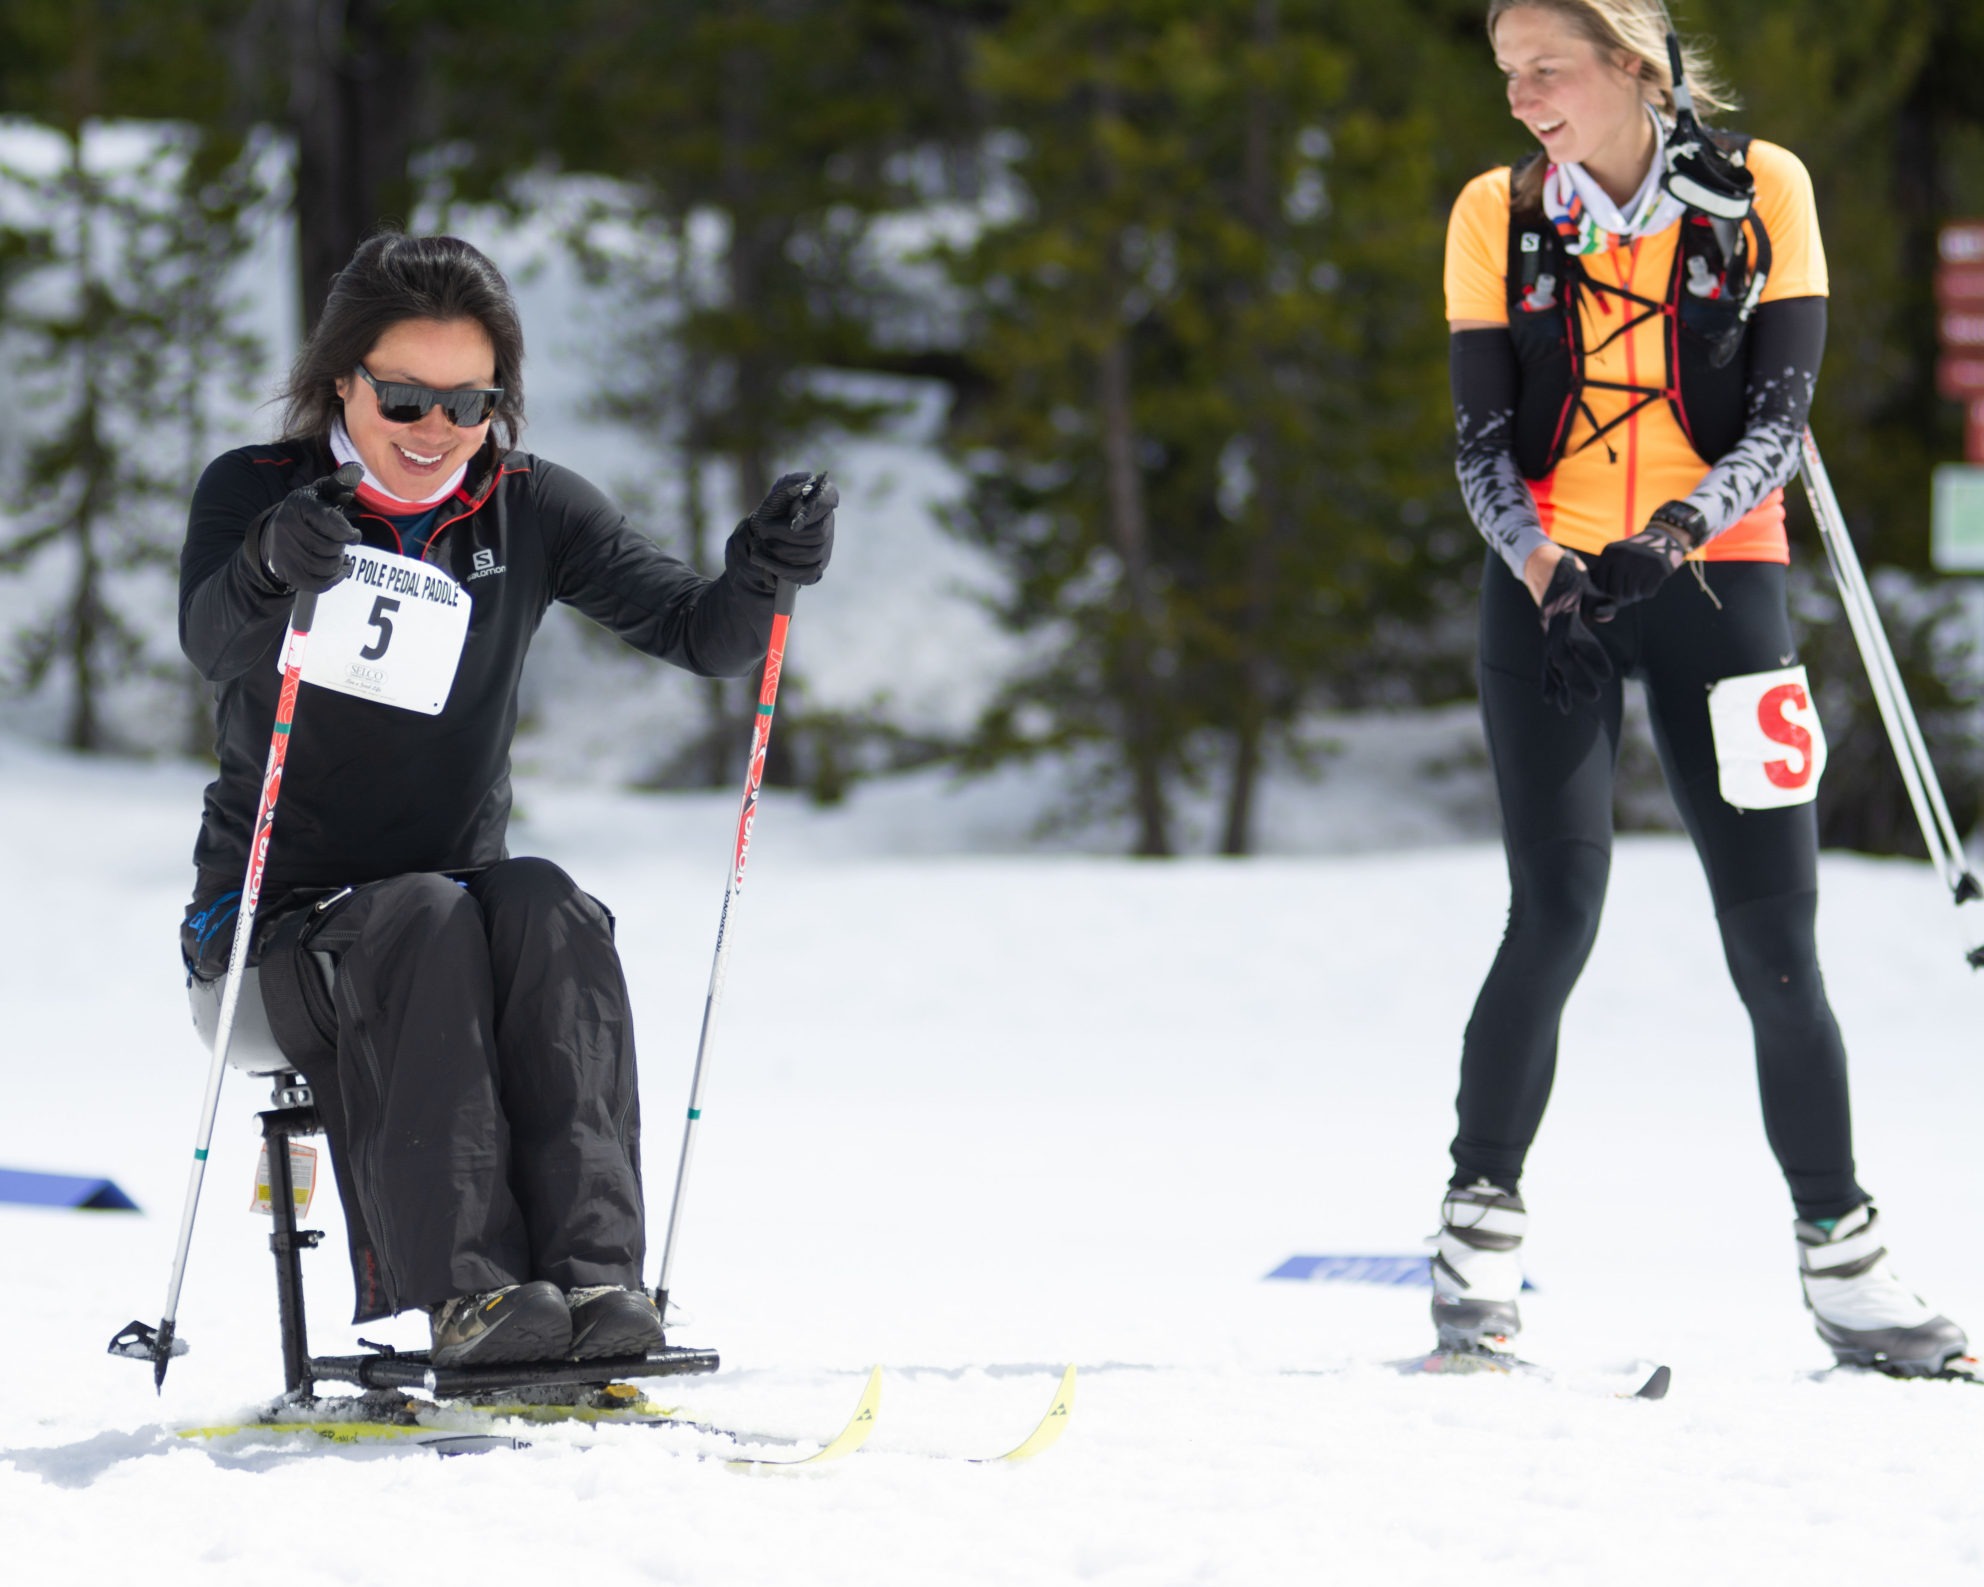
333, 316, 497, 499
1493, 5, 1652, 176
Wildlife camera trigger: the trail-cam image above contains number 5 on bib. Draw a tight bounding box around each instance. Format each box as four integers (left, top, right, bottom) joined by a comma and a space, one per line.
1707, 664, 1828, 809
278, 546, 472, 715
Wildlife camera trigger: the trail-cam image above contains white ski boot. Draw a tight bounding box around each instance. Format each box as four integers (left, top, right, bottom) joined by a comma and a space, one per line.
1797, 1203, 1967, 1376
1432, 1179, 1527, 1349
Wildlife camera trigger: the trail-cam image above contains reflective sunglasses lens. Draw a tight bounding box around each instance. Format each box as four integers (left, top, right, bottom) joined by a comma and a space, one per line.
442, 391, 499, 426
375, 383, 434, 423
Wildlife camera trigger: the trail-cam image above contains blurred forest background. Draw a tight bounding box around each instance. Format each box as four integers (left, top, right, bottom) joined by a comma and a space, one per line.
0, 0, 1979, 857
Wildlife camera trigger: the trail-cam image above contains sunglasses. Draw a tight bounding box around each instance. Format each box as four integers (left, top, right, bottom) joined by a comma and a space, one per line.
353, 365, 503, 427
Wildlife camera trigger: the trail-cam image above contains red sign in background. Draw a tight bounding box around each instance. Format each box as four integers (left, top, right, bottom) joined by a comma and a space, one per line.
1937, 223, 1984, 459
1936, 266, 1984, 307
1940, 361, 1984, 400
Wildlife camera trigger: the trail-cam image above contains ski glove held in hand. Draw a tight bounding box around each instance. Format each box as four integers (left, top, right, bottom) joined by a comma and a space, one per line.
734, 470, 837, 590
1587, 500, 1707, 607
257, 469, 363, 594
1538, 555, 1614, 714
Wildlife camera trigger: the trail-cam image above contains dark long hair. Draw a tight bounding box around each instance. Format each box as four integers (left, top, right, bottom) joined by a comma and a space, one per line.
279, 232, 527, 449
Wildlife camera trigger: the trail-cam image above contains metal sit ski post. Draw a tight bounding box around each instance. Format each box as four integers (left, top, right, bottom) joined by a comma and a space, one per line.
261, 1070, 324, 1402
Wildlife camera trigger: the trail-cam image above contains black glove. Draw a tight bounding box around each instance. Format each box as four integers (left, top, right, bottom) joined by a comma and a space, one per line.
735, 470, 836, 588
257, 464, 364, 593
1538, 554, 1614, 714
1587, 500, 1707, 607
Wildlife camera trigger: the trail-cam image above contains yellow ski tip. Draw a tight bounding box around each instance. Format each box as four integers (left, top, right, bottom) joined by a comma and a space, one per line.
981, 1363, 1076, 1463
725, 1365, 882, 1472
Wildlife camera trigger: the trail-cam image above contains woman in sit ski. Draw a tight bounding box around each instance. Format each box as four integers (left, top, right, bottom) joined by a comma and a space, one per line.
180, 233, 835, 1366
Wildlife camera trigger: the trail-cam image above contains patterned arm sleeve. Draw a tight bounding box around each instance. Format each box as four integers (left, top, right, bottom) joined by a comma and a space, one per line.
1682, 296, 1826, 538
1451, 328, 1552, 580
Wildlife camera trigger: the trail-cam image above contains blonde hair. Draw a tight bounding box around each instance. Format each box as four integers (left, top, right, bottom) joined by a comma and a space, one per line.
1489, 1, 1737, 209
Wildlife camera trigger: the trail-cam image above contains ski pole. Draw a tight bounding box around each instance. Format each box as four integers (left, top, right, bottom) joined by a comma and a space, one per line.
113, 463, 362, 1390
655, 477, 819, 1329
1798, 430, 1983, 965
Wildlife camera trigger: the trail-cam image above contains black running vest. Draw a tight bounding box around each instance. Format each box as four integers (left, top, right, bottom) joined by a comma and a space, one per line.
1503, 136, 1772, 482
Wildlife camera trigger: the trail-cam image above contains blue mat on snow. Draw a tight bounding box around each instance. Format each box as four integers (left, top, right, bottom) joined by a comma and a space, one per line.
0, 1168, 140, 1211
1268, 1254, 1536, 1291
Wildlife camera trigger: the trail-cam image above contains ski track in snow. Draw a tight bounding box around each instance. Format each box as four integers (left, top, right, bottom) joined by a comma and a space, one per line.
2, 741, 1981, 1585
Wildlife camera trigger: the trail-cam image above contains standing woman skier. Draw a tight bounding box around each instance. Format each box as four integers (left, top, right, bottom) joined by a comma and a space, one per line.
1434, 0, 1965, 1373
179, 233, 835, 1367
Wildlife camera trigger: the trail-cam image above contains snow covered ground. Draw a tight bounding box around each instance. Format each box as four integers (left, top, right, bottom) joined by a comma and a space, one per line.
3, 738, 1982, 1586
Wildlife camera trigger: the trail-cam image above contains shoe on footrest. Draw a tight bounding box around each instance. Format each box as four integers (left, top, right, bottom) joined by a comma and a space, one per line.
1797, 1203, 1967, 1376
1432, 1179, 1527, 1350
566, 1286, 665, 1361
431, 1281, 573, 1368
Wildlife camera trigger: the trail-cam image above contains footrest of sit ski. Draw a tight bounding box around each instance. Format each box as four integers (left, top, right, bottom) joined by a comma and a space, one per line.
307, 1344, 721, 1396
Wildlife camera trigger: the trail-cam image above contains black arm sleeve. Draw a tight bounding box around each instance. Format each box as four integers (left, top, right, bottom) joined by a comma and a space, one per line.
1684, 295, 1826, 538
1452, 328, 1551, 579
179, 453, 295, 682
535, 459, 775, 677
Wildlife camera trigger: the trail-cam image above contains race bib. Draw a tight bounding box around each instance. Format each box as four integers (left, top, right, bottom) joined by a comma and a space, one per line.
280, 546, 471, 715
1707, 665, 1827, 809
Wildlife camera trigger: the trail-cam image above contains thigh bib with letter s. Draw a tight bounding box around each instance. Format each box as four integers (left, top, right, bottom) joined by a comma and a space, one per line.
1706, 664, 1827, 809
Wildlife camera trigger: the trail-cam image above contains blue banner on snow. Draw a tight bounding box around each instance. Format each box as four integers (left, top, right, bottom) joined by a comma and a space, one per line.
1269, 1254, 1433, 1286
0, 1167, 139, 1211
1267, 1254, 1535, 1291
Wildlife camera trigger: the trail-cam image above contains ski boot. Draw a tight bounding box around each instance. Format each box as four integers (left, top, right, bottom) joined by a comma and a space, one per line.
1432, 1179, 1526, 1350
431, 1280, 573, 1367
1797, 1203, 1967, 1377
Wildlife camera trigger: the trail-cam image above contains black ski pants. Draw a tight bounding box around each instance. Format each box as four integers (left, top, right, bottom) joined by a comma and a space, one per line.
1455, 554, 1867, 1221
187, 858, 644, 1320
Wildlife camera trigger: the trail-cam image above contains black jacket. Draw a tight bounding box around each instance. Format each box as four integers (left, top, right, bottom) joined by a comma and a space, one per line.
181, 438, 775, 890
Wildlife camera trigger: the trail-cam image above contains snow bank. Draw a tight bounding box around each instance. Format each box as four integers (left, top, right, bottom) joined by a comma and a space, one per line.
1, 741, 1980, 1585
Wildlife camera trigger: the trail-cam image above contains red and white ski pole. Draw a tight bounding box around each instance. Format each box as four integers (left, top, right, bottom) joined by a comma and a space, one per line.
110, 462, 362, 1390
655, 477, 820, 1330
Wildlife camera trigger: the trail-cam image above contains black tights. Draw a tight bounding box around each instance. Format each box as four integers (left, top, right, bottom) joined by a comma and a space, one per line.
1453, 555, 1866, 1221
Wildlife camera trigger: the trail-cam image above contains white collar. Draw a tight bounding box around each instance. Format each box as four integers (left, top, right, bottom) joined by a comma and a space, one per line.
1549, 107, 1685, 245
330, 417, 468, 509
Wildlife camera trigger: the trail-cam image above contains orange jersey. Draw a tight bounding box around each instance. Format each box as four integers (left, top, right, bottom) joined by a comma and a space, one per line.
1444, 140, 1827, 563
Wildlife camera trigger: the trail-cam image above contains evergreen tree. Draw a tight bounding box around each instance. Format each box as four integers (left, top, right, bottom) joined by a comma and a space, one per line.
939, 0, 1462, 852
447, 0, 983, 788
0, 124, 269, 751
